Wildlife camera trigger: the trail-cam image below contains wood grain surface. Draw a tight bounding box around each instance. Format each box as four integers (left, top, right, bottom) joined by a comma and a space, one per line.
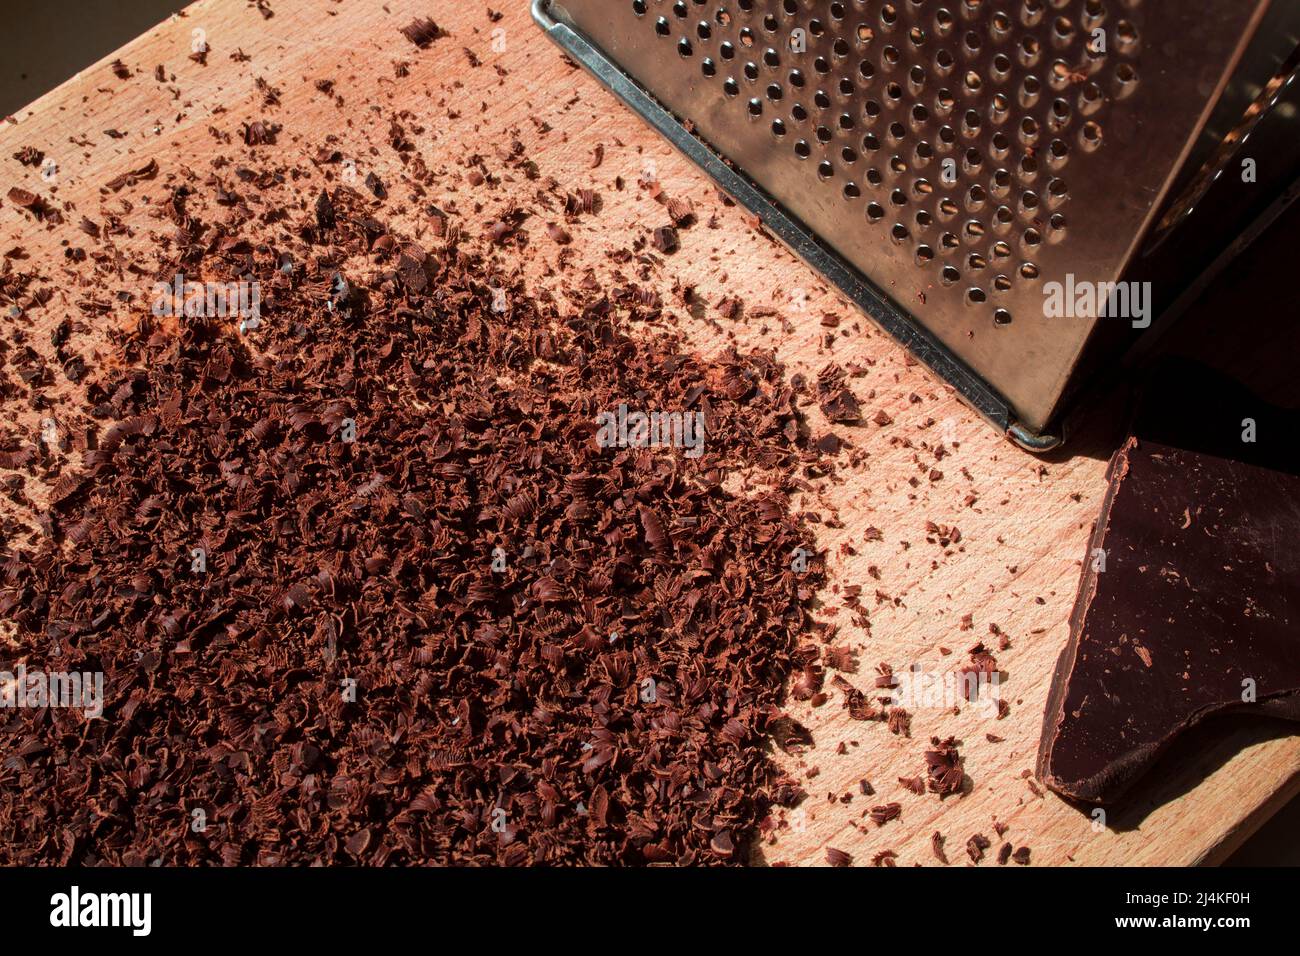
2, 0, 1297, 866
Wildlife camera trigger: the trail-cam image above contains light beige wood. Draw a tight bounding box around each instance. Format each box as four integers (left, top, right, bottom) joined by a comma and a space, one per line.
2, 0, 1296, 866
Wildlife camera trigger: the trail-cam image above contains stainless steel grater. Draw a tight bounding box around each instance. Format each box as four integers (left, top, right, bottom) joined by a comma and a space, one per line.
534, 0, 1300, 448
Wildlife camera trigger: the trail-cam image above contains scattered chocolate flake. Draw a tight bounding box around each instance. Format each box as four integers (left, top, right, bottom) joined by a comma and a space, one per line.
652, 225, 679, 254
1012, 846, 1032, 865
820, 388, 861, 423
923, 736, 965, 796
966, 833, 992, 864
872, 849, 898, 867
12, 146, 43, 167
400, 17, 445, 48
931, 831, 949, 864
826, 847, 853, 867
869, 803, 902, 827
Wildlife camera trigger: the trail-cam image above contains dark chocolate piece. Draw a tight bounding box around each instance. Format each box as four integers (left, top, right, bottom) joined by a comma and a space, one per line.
1039, 363, 1300, 803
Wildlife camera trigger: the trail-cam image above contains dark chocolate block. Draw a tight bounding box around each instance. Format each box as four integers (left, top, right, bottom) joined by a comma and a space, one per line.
1038, 364, 1300, 804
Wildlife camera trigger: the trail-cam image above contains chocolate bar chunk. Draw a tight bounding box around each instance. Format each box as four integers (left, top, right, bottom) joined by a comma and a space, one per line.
1038, 364, 1300, 803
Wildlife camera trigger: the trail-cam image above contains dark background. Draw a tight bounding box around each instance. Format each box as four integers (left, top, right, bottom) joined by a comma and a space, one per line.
1, 0, 1297, 866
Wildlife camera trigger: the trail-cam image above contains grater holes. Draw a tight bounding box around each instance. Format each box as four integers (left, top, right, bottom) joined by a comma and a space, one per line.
865, 99, 882, 121
815, 56, 832, 74
792, 103, 809, 122
992, 241, 1012, 261
1080, 120, 1103, 151
772, 118, 787, 137
748, 97, 764, 117
881, 4, 899, 27
866, 168, 884, 186
1020, 262, 1040, 280
993, 273, 1012, 293
1022, 0, 1045, 29
839, 76, 856, 96
891, 223, 910, 244
631, 0, 646, 15
744, 61, 760, 80
844, 181, 861, 199
763, 14, 778, 32
721, 40, 736, 59
764, 47, 781, 68
915, 244, 935, 265
817, 125, 834, 143
815, 89, 832, 109
795, 139, 812, 158
966, 287, 987, 306
867, 202, 885, 222
993, 308, 1013, 326
1019, 35, 1042, 68
672, 1, 688, 17
936, 48, 955, 73
839, 112, 856, 131
1114, 63, 1138, 98
739, 27, 756, 47
819, 160, 835, 179
697, 21, 712, 41
842, 146, 858, 164
717, 8, 732, 26
724, 77, 740, 97
679, 37, 694, 57
830, 2, 847, 19
935, 8, 955, 34
790, 68, 806, 87
767, 82, 784, 101
941, 231, 960, 249
834, 38, 852, 58
1115, 19, 1139, 53
702, 56, 717, 76
656, 17, 671, 37
941, 265, 960, 284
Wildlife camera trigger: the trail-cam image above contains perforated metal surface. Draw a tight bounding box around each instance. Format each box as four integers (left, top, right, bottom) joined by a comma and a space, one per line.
540, 0, 1272, 434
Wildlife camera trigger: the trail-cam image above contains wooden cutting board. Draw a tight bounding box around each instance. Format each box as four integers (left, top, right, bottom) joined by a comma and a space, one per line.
2, 0, 1297, 866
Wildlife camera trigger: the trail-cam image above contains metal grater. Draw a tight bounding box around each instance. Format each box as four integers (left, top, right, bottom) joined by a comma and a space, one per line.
534, 0, 1300, 448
